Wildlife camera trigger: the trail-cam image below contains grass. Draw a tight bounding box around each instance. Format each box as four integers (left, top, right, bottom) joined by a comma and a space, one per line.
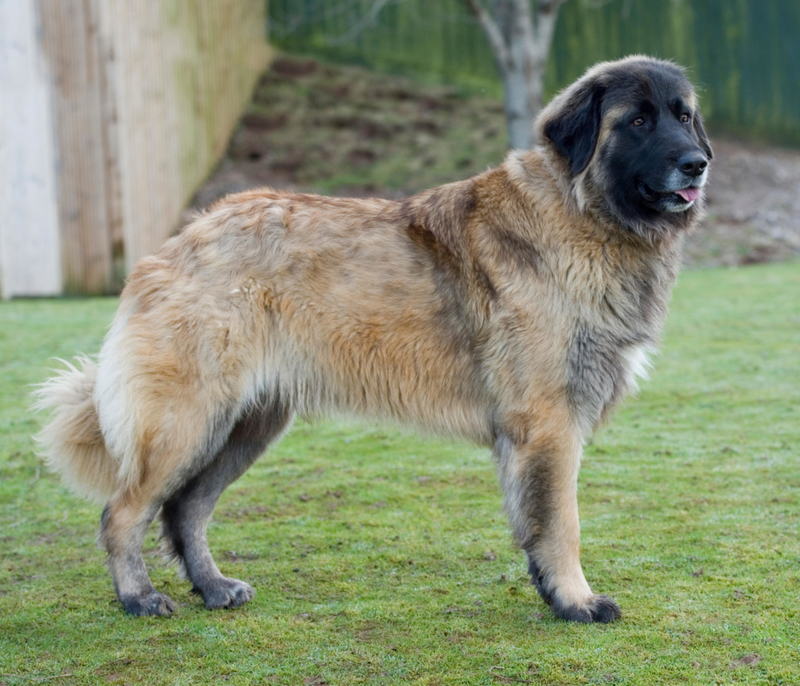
1, 261, 799, 685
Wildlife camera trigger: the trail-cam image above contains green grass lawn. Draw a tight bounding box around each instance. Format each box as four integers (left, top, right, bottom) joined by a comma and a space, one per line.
1, 262, 798, 685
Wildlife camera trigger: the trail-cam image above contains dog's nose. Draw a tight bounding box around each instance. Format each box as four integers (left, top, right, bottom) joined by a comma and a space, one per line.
678, 152, 708, 177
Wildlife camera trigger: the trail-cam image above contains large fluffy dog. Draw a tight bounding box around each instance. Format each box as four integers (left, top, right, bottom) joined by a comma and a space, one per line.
35, 56, 711, 622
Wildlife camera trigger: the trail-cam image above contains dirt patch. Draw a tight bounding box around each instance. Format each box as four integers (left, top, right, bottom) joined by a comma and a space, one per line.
191, 56, 800, 269
688, 139, 800, 267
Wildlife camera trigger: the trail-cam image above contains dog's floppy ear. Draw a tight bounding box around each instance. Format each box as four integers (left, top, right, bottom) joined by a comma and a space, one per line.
693, 110, 713, 160
540, 80, 606, 176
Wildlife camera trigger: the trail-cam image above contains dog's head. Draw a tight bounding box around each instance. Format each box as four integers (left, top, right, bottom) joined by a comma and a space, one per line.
537, 56, 712, 239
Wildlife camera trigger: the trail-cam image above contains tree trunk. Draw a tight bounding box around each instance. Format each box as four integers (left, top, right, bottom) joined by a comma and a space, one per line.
463, 0, 566, 149
526, 1, 561, 128
495, 0, 534, 149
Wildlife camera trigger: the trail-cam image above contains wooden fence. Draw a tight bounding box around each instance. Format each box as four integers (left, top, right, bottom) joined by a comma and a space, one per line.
0, 0, 270, 298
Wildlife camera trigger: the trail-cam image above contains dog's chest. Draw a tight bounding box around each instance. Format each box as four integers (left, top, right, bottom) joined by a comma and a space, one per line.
566, 326, 654, 432
564, 266, 668, 431
619, 341, 654, 391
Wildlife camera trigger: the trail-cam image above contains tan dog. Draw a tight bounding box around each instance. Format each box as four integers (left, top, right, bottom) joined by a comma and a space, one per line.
35, 56, 711, 622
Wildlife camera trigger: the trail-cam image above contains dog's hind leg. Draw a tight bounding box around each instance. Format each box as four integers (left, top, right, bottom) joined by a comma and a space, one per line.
495, 412, 621, 624
160, 396, 293, 610
98, 414, 225, 616
97, 382, 282, 616
100, 490, 177, 616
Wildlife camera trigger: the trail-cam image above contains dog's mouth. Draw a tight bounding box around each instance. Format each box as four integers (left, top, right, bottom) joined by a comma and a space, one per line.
638, 181, 702, 207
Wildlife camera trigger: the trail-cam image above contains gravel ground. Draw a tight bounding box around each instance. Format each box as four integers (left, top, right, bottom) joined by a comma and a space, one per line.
689, 139, 800, 267
191, 57, 800, 269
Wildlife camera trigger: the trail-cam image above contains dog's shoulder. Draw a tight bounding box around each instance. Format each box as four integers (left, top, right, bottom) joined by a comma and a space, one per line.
397, 179, 478, 259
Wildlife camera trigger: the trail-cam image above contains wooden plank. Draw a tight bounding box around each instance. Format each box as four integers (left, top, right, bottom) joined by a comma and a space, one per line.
40, 0, 114, 294
94, 0, 125, 291
0, 0, 62, 298
109, 0, 270, 274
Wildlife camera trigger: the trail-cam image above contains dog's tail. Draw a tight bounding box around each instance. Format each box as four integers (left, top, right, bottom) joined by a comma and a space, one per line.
32, 357, 119, 503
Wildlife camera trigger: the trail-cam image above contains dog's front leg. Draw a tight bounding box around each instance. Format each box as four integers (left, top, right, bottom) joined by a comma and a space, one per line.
494, 420, 621, 623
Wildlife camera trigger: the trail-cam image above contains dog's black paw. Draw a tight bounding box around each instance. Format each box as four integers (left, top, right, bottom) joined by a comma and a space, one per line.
552, 594, 621, 624
198, 577, 254, 610
121, 591, 177, 617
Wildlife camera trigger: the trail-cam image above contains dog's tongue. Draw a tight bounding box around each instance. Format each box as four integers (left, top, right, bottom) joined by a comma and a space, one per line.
676, 187, 701, 202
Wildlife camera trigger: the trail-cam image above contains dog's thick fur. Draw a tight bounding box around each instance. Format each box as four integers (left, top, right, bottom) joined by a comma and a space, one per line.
35, 56, 711, 622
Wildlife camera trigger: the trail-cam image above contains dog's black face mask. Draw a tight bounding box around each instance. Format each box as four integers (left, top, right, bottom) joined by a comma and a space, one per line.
600, 70, 712, 223
543, 60, 713, 236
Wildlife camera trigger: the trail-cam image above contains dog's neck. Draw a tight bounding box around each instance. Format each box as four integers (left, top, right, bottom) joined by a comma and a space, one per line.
506, 147, 697, 257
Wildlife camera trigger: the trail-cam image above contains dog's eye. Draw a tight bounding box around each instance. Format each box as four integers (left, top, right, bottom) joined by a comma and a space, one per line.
632, 117, 645, 127
680, 113, 691, 123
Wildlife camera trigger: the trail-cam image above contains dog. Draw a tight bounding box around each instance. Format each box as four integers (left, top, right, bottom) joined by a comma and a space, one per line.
35, 55, 711, 622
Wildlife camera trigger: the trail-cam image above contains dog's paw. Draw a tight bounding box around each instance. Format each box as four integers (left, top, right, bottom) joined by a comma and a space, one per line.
121, 591, 177, 617
552, 593, 621, 624
198, 577, 254, 610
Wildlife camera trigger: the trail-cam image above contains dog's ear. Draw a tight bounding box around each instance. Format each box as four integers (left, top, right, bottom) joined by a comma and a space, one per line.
540, 81, 606, 176
693, 110, 713, 160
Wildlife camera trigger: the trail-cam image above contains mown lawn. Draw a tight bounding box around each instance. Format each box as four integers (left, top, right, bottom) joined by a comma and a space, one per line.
1, 262, 798, 685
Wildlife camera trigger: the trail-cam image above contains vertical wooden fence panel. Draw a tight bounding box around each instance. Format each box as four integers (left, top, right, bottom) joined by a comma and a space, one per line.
95, 0, 125, 290
40, 0, 114, 294
0, 0, 62, 299
106, 0, 271, 275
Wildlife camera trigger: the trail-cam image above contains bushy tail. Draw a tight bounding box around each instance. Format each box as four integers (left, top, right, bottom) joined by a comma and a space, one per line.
32, 356, 119, 503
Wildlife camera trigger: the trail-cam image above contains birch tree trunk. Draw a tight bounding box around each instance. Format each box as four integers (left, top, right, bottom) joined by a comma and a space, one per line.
462, 0, 567, 149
